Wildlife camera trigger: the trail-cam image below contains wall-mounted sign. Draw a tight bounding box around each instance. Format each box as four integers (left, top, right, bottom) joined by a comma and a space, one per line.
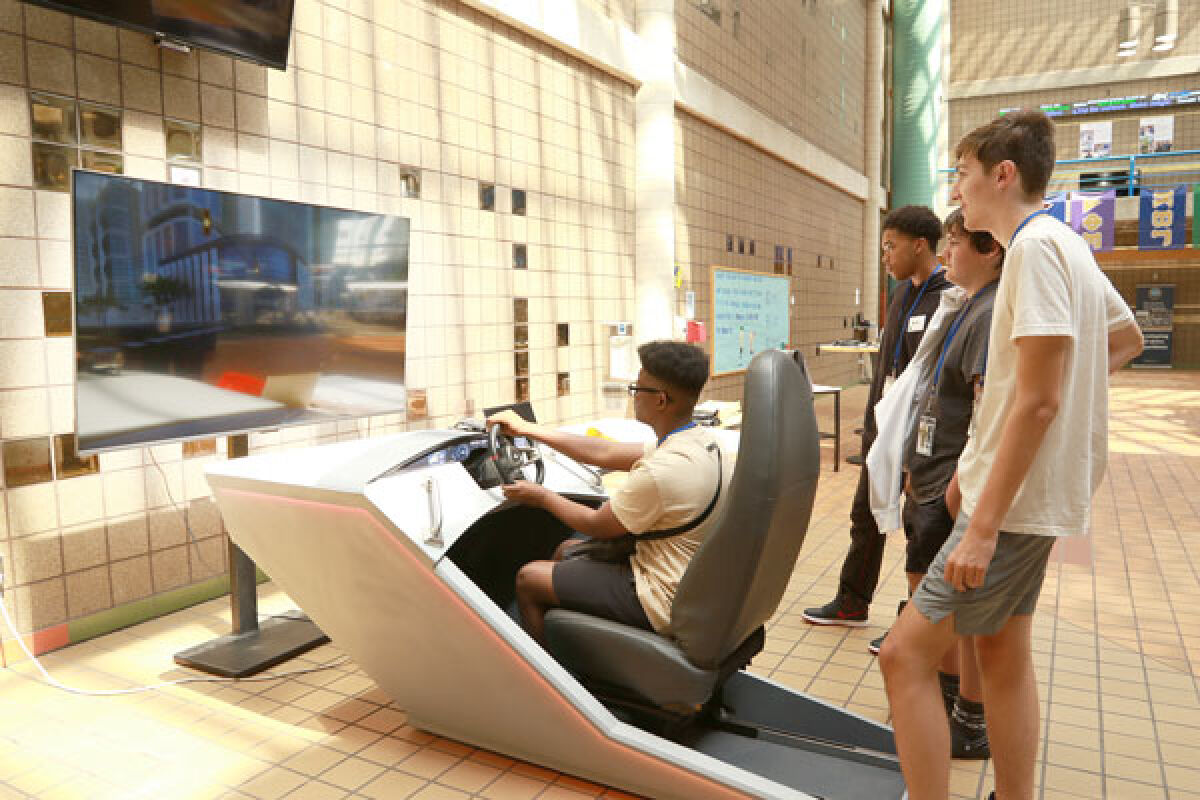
711, 267, 790, 375
1138, 115, 1174, 154
1132, 285, 1174, 368
1138, 185, 1186, 250
1079, 121, 1112, 159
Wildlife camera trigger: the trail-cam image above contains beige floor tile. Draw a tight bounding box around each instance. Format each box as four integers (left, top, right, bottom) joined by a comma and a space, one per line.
282, 746, 345, 778
1167, 764, 1200, 793
237, 766, 308, 799
478, 771, 550, 800
318, 757, 386, 791
395, 747, 463, 781
357, 769, 426, 800
436, 759, 503, 793
409, 785, 471, 799
1105, 777, 1169, 799
281, 781, 351, 800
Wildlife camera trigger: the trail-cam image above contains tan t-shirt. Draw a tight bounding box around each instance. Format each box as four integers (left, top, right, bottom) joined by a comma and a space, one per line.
609, 426, 731, 633
958, 214, 1135, 536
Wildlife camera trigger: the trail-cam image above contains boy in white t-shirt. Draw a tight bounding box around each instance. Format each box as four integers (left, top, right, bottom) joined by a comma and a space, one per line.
878, 110, 1144, 800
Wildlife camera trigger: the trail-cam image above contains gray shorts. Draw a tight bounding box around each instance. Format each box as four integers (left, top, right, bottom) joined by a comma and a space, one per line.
912, 513, 1056, 636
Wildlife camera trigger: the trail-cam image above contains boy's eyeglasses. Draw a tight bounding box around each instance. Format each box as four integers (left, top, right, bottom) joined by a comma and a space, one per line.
626, 383, 670, 401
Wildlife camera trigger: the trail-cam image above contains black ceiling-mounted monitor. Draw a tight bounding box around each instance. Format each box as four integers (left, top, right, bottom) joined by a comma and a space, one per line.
72, 170, 410, 453
25, 0, 296, 70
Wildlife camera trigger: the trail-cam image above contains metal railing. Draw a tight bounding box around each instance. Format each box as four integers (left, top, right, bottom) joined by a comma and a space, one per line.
939, 149, 1200, 197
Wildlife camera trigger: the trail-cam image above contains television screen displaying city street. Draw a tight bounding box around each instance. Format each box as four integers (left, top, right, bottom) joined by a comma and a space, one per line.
72, 170, 410, 452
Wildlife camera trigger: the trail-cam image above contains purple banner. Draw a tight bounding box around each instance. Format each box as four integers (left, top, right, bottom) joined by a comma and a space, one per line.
1071, 190, 1115, 252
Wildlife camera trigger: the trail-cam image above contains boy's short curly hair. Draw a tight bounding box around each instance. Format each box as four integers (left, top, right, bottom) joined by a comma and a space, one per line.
638, 340, 709, 400
882, 205, 943, 252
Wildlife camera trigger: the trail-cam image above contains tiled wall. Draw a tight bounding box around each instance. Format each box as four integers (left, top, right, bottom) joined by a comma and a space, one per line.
0, 0, 871, 648
675, 0, 867, 174
673, 111, 864, 398
949, 0, 1200, 83
0, 0, 638, 644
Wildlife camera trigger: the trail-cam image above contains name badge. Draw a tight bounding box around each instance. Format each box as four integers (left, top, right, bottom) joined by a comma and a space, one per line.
908, 314, 927, 333
883, 374, 896, 395
916, 414, 936, 456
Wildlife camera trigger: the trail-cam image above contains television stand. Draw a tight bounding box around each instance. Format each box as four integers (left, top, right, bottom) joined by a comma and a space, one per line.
173, 435, 328, 678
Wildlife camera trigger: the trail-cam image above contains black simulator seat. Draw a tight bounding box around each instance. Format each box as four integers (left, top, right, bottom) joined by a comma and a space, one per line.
544, 349, 821, 715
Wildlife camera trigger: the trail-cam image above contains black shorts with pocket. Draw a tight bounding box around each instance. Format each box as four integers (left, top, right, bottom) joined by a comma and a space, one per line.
552, 555, 653, 632
902, 494, 956, 574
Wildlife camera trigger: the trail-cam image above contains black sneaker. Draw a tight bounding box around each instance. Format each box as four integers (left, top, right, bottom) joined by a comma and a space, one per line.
867, 600, 906, 655
802, 598, 867, 627
950, 713, 990, 760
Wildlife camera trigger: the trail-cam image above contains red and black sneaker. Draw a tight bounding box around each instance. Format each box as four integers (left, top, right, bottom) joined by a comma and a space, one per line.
802, 598, 868, 627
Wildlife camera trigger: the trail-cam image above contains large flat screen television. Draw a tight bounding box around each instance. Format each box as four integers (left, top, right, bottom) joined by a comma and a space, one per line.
25, 0, 295, 70
73, 170, 410, 453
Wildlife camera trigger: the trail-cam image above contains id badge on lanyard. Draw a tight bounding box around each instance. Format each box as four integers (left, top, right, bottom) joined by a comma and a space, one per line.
883, 373, 896, 396
915, 393, 937, 456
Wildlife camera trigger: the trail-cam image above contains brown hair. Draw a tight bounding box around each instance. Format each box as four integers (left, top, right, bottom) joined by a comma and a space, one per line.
954, 110, 1056, 198
944, 208, 1004, 266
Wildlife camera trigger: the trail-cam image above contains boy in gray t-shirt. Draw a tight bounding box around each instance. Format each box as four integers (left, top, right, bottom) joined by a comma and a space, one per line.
897, 209, 1001, 761
878, 111, 1144, 800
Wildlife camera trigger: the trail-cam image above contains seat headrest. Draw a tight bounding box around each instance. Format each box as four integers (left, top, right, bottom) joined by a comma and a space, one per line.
669, 349, 821, 669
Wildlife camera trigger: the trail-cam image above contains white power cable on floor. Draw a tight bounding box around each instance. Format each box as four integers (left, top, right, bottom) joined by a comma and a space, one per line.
0, 592, 347, 696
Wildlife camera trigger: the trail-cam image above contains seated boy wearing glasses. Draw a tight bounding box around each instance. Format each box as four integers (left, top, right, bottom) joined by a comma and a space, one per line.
487, 340, 729, 644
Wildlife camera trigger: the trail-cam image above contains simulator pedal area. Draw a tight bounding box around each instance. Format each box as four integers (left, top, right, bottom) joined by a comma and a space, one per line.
204, 351, 907, 799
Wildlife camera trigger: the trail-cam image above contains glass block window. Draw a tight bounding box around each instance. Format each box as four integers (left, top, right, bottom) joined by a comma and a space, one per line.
30, 92, 122, 191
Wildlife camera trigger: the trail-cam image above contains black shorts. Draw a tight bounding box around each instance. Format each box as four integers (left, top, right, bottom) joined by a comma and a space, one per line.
902, 494, 955, 574
552, 556, 653, 632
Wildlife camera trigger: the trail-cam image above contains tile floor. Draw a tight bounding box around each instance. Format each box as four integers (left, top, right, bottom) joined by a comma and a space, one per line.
0, 370, 1197, 799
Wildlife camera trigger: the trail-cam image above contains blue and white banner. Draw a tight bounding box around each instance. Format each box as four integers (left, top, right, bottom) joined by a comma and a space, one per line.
1139, 185, 1186, 250
1046, 191, 1069, 223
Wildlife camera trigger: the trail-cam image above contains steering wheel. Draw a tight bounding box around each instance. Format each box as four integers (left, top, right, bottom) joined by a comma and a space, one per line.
487, 424, 545, 485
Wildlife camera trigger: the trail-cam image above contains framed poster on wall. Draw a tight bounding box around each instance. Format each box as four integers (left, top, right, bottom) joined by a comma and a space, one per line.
710, 266, 791, 376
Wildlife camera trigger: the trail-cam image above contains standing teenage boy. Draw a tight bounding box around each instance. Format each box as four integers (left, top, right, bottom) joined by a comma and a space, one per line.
804, 206, 951, 627
878, 110, 1143, 800
899, 209, 1003, 759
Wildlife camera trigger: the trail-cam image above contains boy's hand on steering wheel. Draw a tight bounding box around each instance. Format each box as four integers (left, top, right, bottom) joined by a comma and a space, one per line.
486, 409, 533, 439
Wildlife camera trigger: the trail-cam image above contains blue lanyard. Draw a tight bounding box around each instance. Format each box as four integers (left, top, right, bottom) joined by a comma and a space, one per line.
931, 281, 999, 389
658, 421, 696, 446
891, 268, 942, 375
1010, 209, 1049, 246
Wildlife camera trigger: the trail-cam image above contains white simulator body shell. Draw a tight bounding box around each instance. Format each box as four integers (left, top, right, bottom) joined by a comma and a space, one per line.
206, 428, 904, 800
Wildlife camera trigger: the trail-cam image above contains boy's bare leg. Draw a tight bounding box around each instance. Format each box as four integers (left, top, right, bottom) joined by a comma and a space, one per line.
977, 614, 1039, 800
959, 635, 983, 702
907, 571, 960, 677
515, 560, 558, 644
878, 602, 960, 800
